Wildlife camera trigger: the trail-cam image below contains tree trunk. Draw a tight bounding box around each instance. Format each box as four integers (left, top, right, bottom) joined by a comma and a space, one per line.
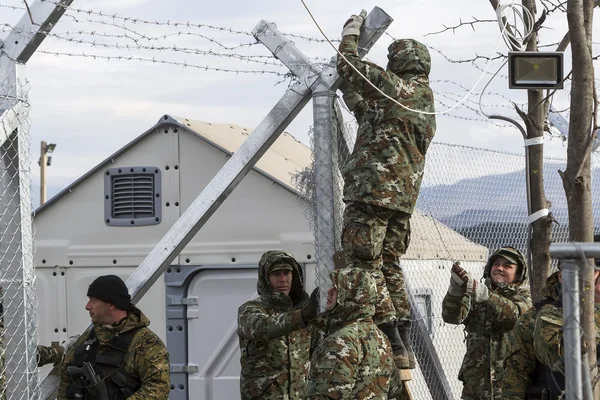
563, 0, 597, 396
522, 0, 553, 303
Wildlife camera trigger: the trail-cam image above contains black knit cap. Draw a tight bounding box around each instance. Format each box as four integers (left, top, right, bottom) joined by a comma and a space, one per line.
87, 275, 131, 310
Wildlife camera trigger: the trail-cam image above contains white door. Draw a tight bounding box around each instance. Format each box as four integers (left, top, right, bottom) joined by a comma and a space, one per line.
186, 268, 258, 400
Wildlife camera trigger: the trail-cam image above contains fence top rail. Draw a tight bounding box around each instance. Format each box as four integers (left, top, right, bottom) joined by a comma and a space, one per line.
550, 242, 600, 259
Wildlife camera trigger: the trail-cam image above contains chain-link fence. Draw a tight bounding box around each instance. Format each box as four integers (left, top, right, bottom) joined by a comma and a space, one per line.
0, 77, 40, 400
295, 97, 600, 399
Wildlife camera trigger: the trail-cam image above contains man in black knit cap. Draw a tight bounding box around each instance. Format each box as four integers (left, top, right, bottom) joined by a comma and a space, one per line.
58, 275, 170, 399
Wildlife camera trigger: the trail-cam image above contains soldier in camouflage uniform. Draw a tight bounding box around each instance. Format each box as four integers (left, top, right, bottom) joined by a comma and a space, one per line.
534, 263, 600, 399
58, 275, 170, 399
306, 268, 398, 399
237, 250, 319, 400
502, 271, 561, 399
442, 247, 532, 399
336, 9, 436, 370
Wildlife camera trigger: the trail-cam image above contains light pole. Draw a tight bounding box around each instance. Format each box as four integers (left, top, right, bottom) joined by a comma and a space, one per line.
39, 141, 56, 205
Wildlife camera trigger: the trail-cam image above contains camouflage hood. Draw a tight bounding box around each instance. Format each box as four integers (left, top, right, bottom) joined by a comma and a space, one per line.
542, 271, 561, 301
483, 246, 528, 290
386, 39, 431, 77
257, 250, 307, 311
326, 268, 377, 333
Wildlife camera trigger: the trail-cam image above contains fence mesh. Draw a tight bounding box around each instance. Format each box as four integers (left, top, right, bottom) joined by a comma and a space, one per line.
0, 77, 40, 400
295, 95, 600, 399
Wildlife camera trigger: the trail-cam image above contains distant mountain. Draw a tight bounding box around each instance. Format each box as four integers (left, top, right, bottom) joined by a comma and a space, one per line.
416, 164, 600, 235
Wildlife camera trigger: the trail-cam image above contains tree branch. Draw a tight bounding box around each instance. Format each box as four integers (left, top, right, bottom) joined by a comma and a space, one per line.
425, 18, 496, 36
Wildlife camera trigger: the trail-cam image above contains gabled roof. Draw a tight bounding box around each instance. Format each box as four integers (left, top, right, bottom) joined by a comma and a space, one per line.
177, 117, 311, 193
34, 114, 487, 260
34, 115, 311, 216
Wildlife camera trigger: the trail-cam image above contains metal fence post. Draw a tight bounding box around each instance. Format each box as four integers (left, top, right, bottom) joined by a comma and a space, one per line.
0, 63, 38, 400
312, 83, 338, 302
559, 258, 583, 400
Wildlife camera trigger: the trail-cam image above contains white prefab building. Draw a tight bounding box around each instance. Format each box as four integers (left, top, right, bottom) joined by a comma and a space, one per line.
33, 115, 488, 400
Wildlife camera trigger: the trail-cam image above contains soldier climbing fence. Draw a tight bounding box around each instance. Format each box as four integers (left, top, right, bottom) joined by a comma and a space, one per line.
295, 112, 600, 398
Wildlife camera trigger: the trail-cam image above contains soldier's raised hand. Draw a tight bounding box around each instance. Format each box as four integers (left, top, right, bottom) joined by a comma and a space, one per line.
301, 288, 319, 323
454, 263, 490, 303
341, 10, 367, 38
447, 262, 467, 296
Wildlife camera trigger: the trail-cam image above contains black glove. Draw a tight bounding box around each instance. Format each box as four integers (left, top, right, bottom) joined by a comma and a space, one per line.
301, 288, 319, 323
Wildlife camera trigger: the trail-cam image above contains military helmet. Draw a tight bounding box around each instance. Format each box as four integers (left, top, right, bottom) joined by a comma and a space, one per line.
484, 246, 527, 281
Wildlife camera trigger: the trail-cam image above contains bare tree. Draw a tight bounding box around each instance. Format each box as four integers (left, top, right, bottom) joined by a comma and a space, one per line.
561, 0, 598, 395
488, 0, 554, 302
432, 0, 598, 393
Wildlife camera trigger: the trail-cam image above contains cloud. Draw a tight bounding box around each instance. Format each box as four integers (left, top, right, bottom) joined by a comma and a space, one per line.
1, 0, 597, 201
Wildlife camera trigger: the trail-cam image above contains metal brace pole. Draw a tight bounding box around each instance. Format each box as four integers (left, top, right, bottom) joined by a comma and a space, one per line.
406, 283, 455, 400
312, 83, 338, 301
560, 259, 583, 400
549, 242, 600, 400
548, 106, 599, 151
0, 64, 37, 400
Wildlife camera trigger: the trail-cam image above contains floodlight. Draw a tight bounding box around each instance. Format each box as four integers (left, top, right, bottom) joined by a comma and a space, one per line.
46, 156, 52, 166
46, 143, 56, 153
508, 52, 564, 89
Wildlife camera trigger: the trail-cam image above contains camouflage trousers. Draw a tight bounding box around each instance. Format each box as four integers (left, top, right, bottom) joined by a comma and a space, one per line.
342, 201, 411, 324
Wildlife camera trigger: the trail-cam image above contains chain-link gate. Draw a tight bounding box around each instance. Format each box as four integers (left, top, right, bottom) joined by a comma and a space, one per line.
294, 100, 600, 398
0, 76, 40, 400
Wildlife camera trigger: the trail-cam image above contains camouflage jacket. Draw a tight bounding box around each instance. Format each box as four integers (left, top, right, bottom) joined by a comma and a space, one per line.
534, 299, 600, 372
237, 251, 315, 400
442, 262, 532, 400
337, 36, 436, 214
58, 307, 170, 400
502, 272, 561, 399
306, 268, 395, 399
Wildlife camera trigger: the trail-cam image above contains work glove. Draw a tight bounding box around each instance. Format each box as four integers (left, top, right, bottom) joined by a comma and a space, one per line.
454, 263, 490, 303
341, 9, 367, 38
301, 288, 319, 323
342, 92, 363, 112
447, 262, 467, 296
338, 80, 363, 112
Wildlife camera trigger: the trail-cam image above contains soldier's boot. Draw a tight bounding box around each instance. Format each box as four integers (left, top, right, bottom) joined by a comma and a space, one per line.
378, 321, 410, 369
398, 320, 415, 369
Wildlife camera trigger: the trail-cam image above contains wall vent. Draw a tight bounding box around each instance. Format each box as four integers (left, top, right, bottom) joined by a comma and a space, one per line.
104, 167, 162, 226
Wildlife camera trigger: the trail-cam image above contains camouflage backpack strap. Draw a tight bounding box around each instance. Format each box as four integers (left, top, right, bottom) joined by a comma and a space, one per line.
99, 326, 143, 365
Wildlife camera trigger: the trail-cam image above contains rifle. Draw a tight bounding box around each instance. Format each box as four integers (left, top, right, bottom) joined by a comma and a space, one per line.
67, 362, 110, 400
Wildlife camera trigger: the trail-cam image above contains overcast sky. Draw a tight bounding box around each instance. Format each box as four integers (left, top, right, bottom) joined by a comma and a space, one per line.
1, 0, 597, 207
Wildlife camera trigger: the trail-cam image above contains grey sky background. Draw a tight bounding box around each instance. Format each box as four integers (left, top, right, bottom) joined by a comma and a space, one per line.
1, 0, 597, 207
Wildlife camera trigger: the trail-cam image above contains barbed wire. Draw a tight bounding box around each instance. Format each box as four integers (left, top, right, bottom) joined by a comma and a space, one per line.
0, 0, 341, 45
0, 2, 576, 119
53, 32, 287, 67
61, 15, 261, 50
540, 0, 568, 15
35, 50, 289, 76
436, 90, 518, 113
1, 22, 338, 69
0, 3, 22, 12
432, 79, 519, 104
